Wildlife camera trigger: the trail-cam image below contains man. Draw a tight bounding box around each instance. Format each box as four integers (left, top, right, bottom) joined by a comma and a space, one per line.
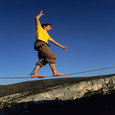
32, 10, 67, 78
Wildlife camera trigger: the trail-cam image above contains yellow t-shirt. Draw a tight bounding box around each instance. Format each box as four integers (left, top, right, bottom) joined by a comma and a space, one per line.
36, 24, 53, 43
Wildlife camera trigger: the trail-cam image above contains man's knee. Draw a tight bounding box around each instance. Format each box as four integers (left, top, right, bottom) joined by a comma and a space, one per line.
35, 59, 48, 67
46, 54, 56, 63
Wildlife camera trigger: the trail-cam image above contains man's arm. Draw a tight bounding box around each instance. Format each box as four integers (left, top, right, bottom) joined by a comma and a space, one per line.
35, 10, 44, 25
50, 39, 67, 51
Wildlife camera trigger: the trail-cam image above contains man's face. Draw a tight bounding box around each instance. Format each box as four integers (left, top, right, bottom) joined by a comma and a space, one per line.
46, 25, 52, 31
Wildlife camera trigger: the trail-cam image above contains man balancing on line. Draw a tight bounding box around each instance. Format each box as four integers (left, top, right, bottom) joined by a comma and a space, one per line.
32, 10, 68, 78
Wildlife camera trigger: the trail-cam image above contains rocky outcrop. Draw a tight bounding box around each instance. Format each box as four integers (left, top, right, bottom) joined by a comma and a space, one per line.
0, 74, 115, 115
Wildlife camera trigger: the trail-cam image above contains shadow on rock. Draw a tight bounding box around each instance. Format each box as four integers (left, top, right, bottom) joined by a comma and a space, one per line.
0, 93, 115, 115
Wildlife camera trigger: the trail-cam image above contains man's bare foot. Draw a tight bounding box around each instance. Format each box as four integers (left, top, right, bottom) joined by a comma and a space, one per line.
31, 74, 45, 78
53, 72, 67, 76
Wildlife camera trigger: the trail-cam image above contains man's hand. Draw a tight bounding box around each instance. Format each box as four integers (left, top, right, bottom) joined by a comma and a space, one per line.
40, 10, 44, 16
36, 10, 44, 19
62, 46, 68, 51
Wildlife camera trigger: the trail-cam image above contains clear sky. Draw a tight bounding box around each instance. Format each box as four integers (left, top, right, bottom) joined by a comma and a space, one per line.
0, 0, 115, 85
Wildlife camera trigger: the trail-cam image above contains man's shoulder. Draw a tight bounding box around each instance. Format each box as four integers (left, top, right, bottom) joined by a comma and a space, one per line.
36, 24, 44, 30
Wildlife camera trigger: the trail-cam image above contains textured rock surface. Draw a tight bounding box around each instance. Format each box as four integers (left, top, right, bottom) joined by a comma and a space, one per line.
0, 73, 115, 110
1, 93, 115, 115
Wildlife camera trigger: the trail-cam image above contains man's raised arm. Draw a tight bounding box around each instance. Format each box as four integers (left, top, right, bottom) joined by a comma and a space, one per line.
35, 10, 44, 25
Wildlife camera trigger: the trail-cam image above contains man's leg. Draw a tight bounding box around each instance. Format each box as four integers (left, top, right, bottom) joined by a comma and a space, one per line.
37, 43, 66, 76
32, 59, 47, 78
49, 63, 66, 76
32, 65, 45, 78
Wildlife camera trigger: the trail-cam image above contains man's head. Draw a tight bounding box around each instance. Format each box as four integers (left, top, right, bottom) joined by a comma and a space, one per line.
41, 23, 52, 31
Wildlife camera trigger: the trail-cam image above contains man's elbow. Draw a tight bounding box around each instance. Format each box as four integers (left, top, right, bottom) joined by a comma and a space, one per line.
35, 15, 40, 20
51, 39, 56, 43
35, 17, 38, 20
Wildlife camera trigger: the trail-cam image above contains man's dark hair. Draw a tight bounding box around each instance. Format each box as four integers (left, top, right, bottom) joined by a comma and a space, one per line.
41, 23, 52, 29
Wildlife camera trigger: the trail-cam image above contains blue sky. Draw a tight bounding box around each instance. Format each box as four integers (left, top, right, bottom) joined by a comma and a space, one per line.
0, 0, 115, 84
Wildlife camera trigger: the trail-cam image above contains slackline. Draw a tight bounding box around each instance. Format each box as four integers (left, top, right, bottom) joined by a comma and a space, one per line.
0, 66, 115, 79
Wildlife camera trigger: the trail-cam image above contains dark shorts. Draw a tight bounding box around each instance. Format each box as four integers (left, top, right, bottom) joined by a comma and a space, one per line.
34, 40, 56, 67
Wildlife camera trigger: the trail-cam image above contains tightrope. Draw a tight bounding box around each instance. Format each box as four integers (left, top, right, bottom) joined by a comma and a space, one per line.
0, 66, 115, 79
